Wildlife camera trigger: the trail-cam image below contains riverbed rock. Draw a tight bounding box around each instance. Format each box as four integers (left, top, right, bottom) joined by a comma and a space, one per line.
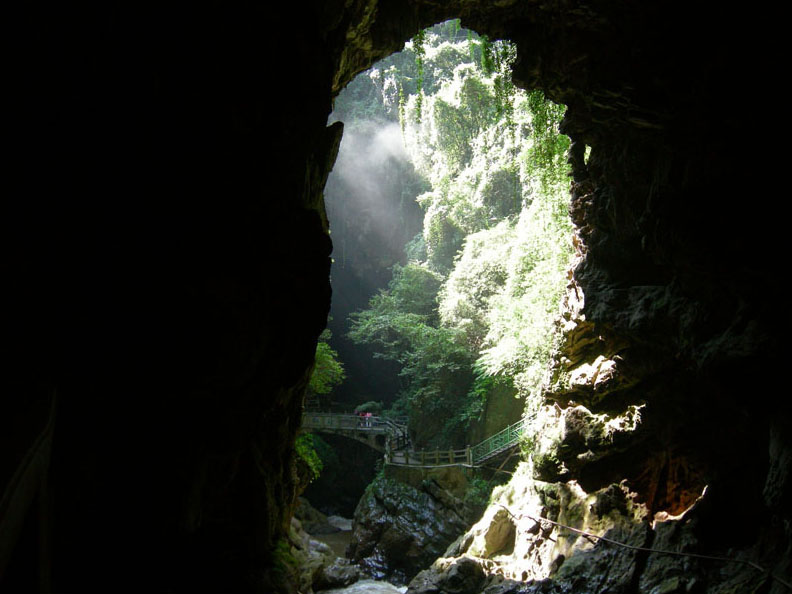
348, 474, 478, 585
289, 514, 368, 593
313, 558, 364, 591
327, 515, 354, 532
289, 517, 335, 593
408, 556, 486, 594
296, 497, 343, 535
320, 579, 409, 594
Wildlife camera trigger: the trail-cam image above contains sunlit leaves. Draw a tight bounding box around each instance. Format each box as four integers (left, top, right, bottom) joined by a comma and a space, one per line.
479, 35, 495, 76
523, 90, 571, 193
389, 263, 443, 319
347, 262, 443, 360
475, 187, 574, 400
309, 329, 346, 395
439, 220, 514, 349
295, 433, 323, 480
412, 29, 426, 122
346, 260, 474, 447
346, 21, 575, 443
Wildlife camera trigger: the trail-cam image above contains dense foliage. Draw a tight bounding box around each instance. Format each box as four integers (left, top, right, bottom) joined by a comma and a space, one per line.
308, 328, 345, 395
295, 433, 323, 481
344, 22, 574, 449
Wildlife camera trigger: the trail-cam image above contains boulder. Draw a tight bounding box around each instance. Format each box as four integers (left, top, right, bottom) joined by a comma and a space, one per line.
348, 475, 477, 584
313, 558, 363, 591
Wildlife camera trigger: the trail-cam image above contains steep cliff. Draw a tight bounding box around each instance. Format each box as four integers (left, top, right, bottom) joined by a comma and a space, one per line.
400, 4, 789, 592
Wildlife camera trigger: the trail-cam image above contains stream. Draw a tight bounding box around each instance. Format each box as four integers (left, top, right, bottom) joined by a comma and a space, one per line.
319, 580, 407, 593
313, 518, 406, 594
317, 529, 354, 558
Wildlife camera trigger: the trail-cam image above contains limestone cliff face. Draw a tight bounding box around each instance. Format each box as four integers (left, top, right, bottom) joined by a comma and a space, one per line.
2, 1, 787, 593
405, 273, 789, 593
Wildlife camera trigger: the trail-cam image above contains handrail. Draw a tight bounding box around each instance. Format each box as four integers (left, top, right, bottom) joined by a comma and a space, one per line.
470, 417, 526, 464
301, 411, 529, 468
302, 413, 406, 431
387, 447, 472, 466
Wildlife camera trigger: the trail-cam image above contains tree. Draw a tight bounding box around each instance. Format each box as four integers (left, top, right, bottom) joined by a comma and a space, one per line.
308, 329, 345, 395
345, 21, 575, 449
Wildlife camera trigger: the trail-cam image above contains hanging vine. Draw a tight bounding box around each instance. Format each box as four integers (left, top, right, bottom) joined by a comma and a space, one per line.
480, 35, 495, 76
398, 80, 407, 133
413, 28, 427, 123
492, 41, 517, 142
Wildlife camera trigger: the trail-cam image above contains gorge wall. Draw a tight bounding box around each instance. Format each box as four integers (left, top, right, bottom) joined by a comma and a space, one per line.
2, 1, 787, 593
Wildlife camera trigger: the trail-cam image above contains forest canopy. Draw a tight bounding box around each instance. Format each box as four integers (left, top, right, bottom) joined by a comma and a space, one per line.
342, 22, 575, 449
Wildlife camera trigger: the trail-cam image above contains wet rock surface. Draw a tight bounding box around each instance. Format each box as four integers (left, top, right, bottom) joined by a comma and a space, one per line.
313, 558, 365, 592
321, 579, 407, 594
406, 435, 789, 594
348, 474, 479, 585
296, 497, 343, 535
289, 503, 367, 594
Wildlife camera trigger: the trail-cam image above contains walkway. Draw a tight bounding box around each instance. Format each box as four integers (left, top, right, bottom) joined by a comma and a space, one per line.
469, 418, 526, 465
387, 417, 526, 467
301, 412, 409, 453
302, 410, 527, 469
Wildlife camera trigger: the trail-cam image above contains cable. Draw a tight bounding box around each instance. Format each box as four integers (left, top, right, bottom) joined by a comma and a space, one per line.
495, 503, 792, 591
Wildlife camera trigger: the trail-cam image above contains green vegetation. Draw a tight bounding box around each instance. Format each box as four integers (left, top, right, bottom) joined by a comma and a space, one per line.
463, 476, 494, 511
271, 536, 299, 586
354, 400, 384, 414
344, 22, 574, 452
295, 433, 323, 481
308, 328, 345, 395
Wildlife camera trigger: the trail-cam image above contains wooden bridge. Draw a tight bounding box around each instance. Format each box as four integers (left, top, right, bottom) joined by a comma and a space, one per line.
302, 411, 527, 469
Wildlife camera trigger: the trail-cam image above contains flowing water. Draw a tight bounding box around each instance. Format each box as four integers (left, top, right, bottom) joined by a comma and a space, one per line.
313, 523, 406, 593
319, 579, 407, 593
318, 529, 354, 558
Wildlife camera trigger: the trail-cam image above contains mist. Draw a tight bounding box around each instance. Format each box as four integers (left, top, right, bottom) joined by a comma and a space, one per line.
325, 117, 424, 302
337, 121, 408, 172
329, 120, 412, 250
323, 118, 425, 406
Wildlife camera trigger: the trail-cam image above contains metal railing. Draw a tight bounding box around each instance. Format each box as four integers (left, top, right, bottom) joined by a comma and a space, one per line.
302, 411, 529, 468
386, 417, 527, 468
470, 417, 526, 464
302, 413, 400, 431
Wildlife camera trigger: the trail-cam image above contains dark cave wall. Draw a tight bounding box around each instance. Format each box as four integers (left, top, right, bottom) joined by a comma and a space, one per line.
484, 4, 790, 585
333, 4, 787, 561
3, 3, 341, 591
500, 2, 786, 523
2, 1, 788, 592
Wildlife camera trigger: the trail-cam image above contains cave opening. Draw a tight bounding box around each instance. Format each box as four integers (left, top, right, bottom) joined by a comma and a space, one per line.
321, 18, 574, 430
298, 19, 579, 583
2, 3, 788, 593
